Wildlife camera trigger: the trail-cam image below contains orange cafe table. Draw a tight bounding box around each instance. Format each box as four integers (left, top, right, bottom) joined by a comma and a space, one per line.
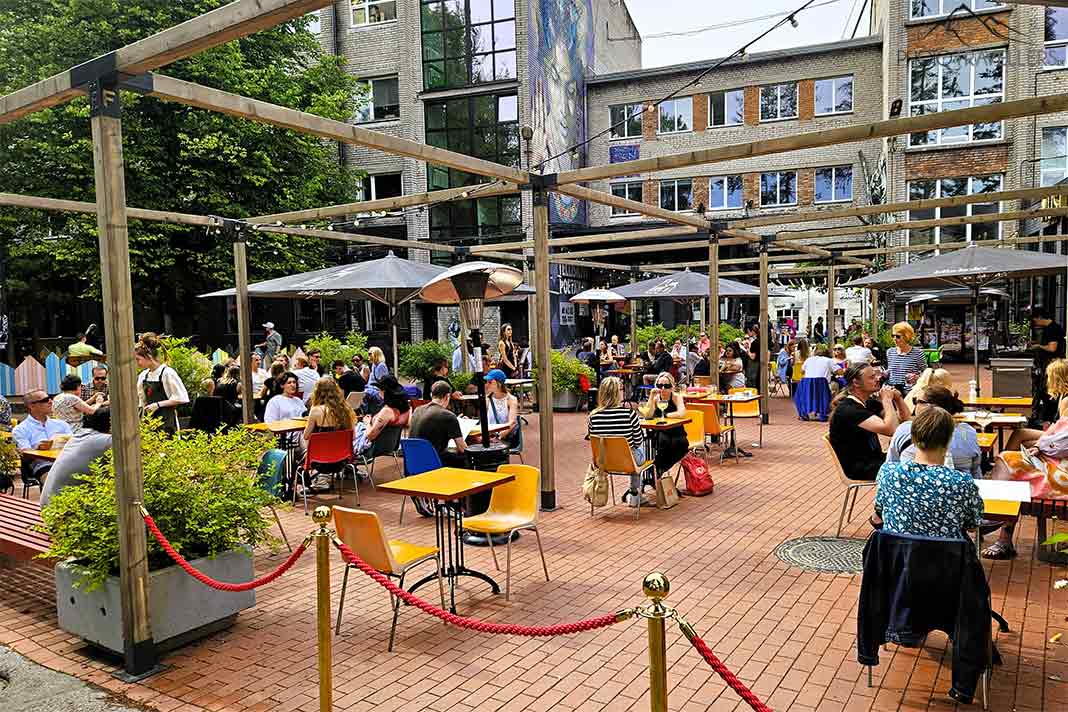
378, 467, 515, 613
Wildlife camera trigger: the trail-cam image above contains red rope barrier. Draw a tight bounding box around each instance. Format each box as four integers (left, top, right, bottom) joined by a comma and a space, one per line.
333, 538, 627, 636
142, 512, 308, 592
681, 621, 773, 712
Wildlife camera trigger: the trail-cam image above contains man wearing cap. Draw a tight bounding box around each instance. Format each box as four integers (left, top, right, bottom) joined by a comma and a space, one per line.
256, 322, 283, 363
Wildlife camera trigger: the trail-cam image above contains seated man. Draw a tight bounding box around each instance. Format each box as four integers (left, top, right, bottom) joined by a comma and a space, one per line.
409, 380, 467, 467
829, 364, 908, 482
422, 357, 449, 401
41, 408, 112, 508
336, 359, 366, 397
643, 340, 673, 385
291, 357, 321, 405
12, 389, 73, 490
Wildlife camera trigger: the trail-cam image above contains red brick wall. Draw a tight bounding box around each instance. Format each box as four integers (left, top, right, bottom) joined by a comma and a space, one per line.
692, 94, 708, 131
798, 169, 814, 206
642, 104, 657, 141
643, 179, 658, 206
798, 80, 815, 122
905, 144, 1010, 181
907, 11, 1012, 56
692, 176, 709, 212
744, 86, 760, 126
743, 173, 760, 206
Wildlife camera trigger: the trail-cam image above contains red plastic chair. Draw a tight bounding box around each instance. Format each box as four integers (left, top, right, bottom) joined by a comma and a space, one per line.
577, 373, 596, 412
295, 429, 356, 515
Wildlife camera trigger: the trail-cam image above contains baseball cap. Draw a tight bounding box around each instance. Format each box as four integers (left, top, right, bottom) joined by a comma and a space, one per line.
263, 322, 275, 329
485, 368, 507, 384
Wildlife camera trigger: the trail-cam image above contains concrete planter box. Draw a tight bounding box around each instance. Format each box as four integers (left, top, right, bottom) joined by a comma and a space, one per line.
552, 390, 580, 410
55, 548, 255, 655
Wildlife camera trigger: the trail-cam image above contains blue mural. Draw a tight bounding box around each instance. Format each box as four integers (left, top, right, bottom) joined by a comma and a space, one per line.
609, 144, 639, 164
528, 0, 594, 225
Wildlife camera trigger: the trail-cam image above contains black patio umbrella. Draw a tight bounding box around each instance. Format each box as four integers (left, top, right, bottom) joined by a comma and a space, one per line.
842, 244, 1068, 394
613, 269, 790, 300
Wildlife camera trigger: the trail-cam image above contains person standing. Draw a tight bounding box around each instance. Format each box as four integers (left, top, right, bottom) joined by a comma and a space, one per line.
134, 333, 189, 434
367, 346, 390, 388
745, 322, 761, 389
885, 322, 927, 395
1029, 306, 1066, 427
813, 317, 825, 344
497, 323, 518, 379
256, 322, 283, 363
67, 332, 104, 362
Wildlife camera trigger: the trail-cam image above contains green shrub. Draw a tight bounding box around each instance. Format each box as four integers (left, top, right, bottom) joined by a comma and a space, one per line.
844, 319, 894, 352
398, 340, 452, 381
532, 351, 595, 395
39, 421, 278, 591
304, 330, 368, 366
448, 371, 473, 393
719, 322, 744, 345
160, 336, 213, 399
634, 322, 739, 350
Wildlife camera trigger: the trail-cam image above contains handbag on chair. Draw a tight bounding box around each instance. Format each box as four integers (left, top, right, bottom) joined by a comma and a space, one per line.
582, 464, 609, 508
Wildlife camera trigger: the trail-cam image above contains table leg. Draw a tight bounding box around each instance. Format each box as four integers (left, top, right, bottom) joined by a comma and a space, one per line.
409, 500, 501, 613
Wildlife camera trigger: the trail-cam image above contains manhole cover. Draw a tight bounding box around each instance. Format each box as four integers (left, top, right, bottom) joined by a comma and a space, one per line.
774, 536, 866, 574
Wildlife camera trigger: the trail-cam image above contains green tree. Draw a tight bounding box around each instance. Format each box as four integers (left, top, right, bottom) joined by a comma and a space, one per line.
0, 1, 364, 339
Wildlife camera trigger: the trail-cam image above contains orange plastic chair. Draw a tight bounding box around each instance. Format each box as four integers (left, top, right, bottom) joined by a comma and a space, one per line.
822, 435, 877, 537
693, 376, 713, 388
296, 429, 356, 514
333, 506, 443, 651
728, 387, 764, 448
590, 435, 655, 520
686, 402, 738, 464
462, 464, 549, 600
684, 409, 706, 456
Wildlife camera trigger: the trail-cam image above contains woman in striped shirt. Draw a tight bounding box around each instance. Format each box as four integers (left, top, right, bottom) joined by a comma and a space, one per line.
886, 322, 927, 395
588, 376, 647, 508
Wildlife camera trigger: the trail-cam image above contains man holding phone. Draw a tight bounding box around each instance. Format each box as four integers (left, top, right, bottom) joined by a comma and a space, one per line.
12, 389, 72, 492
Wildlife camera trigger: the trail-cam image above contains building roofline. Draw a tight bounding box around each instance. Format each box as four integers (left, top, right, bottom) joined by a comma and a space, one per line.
588, 34, 882, 85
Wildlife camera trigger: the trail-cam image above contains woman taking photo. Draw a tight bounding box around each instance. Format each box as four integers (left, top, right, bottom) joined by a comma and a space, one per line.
886, 322, 927, 395
639, 372, 688, 475
484, 369, 520, 448
497, 323, 518, 379
588, 376, 647, 508
52, 375, 108, 431
135, 332, 189, 434
302, 378, 357, 491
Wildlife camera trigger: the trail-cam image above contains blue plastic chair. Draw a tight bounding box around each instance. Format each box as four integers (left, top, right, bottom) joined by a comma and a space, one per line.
257, 449, 292, 552
398, 438, 443, 525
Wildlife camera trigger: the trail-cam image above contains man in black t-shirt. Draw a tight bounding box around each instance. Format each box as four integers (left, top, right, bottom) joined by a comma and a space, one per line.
1030, 307, 1066, 426
410, 380, 467, 467
334, 360, 366, 396
829, 364, 908, 482
422, 358, 451, 401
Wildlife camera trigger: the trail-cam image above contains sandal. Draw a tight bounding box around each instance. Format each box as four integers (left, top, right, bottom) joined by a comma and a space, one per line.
981, 540, 1016, 560
868, 515, 883, 530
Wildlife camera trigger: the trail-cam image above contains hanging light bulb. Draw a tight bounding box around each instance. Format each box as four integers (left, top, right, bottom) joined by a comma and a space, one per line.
789, 15, 798, 28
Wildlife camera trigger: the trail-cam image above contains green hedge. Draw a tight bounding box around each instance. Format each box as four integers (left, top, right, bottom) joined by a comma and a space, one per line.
635, 322, 743, 350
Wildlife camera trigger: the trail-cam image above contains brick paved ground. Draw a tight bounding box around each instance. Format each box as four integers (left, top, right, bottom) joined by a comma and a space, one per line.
2, 364, 1066, 712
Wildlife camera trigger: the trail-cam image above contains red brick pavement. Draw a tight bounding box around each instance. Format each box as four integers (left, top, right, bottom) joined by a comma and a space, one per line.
2, 364, 1067, 711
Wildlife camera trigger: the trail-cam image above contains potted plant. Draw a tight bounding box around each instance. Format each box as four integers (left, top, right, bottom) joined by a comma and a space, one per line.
40, 421, 280, 655
532, 351, 595, 410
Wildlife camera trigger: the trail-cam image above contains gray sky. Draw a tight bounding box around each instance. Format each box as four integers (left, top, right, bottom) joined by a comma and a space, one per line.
626, 0, 872, 68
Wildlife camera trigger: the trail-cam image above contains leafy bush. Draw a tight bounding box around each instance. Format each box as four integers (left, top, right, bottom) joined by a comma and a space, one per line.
160, 336, 213, 399
844, 319, 894, 352
304, 330, 368, 366
718, 323, 745, 345
532, 351, 595, 395
448, 371, 474, 393
40, 421, 278, 591
398, 340, 452, 381
634, 322, 742, 351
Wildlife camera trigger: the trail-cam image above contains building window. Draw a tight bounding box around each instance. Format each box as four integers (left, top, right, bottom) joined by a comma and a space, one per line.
296, 300, 338, 333
610, 104, 644, 139
610, 182, 643, 215
1042, 127, 1068, 186
708, 175, 743, 210
353, 0, 397, 26
908, 50, 1004, 147
659, 179, 693, 211
760, 171, 797, 207
421, 0, 516, 90
907, 174, 1003, 260
814, 76, 854, 115
910, 1, 1002, 19
815, 166, 853, 203
1045, 8, 1068, 69
657, 97, 692, 134
358, 174, 403, 211
354, 77, 400, 123
759, 83, 798, 122
709, 90, 743, 127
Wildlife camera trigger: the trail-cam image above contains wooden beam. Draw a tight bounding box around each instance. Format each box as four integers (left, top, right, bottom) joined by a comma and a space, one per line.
532, 191, 555, 510
556, 92, 1068, 184
0, 192, 215, 226
147, 74, 528, 185
470, 224, 699, 254
549, 257, 674, 274
249, 182, 520, 225
257, 224, 456, 253
233, 238, 254, 425
0, 0, 334, 125
556, 239, 709, 260
775, 208, 1068, 241
725, 264, 865, 277
840, 233, 1067, 258
552, 183, 707, 230
732, 185, 1068, 229
724, 226, 873, 267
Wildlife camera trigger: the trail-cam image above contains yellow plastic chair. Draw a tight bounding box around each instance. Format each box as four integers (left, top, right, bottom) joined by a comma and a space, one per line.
333, 506, 444, 651
728, 387, 764, 448
822, 435, 876, 537
684, 409, 706, 456
590, 435, 656, 520
686, 402, 738, 464
462, 464, 549, 600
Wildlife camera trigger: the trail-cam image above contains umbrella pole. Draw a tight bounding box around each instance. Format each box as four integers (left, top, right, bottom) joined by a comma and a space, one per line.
392, 314, 399, 376
709, 237, 720, 363
973, 287, 981, 397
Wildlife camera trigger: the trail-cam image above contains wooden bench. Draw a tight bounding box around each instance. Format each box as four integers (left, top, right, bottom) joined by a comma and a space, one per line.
1022, 498, 1068, 564
0, 493, 50, 562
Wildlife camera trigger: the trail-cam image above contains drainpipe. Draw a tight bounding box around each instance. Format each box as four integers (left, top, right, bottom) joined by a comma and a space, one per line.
333, 3, 347, 170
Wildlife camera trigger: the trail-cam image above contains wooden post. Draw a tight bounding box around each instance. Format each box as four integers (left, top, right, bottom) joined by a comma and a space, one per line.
533, 190, 555, 510
89, 79, 156, 677
630, 264, 639, 355
232, 234, 254, 424
759, 244, 770, 424
827, 263, 837, 344
699, 298, 706, 336
524, 259, 536, 354
871, 289, 879, 332
709, 236, 720, 365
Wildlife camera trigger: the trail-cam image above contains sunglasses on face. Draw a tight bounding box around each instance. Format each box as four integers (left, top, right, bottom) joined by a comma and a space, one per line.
656, 383, 671, 389
914, 399, 929, 406
892, 334, 904, 339
29, 396, 51, 405
93, 376, 107, 381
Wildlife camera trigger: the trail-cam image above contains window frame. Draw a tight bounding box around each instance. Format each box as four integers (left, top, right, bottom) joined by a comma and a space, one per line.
814, 75, 854, 116
609, 103, 644, 139
759, 171, 798, 207
658, 178, 694, 212
708, 89, 744, 128
610, 181, 644, 216
1041, 127, 1068, 187
814, 165, 854, 204
707, 175, 744, 211
909, 0, 1003, 20
906, 174, 1004, 261
358, 173, 404, 212
907, 49, 1005, 147
759, 82, 799, 122
354, 77, 401, 124
657, 97, 693, 135
352, 0, 398, 27
420, 0, 518, 90
1044, 8, 1068, 70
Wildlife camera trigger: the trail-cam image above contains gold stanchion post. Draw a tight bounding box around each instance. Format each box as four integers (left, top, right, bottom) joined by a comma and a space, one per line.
640, 572, 671, 712
312, 506, 334, 712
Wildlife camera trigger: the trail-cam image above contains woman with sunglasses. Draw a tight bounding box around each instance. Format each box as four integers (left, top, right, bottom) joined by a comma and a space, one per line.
886, 322, 927, 395
639, 372, 689, 475
886, 385, 981, 478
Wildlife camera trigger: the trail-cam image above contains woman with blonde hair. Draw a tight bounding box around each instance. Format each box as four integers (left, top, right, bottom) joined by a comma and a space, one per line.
300, 378, 357, 492
639, 372, 690, 473
587, 376, 647, 507
367, 346, 389, 389
134, 332, 189, 434
886, 322, 927, 395
903, 368, 954, 413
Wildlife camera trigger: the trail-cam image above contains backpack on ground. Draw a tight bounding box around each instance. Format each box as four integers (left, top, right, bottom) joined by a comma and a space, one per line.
679, 454, 714, 496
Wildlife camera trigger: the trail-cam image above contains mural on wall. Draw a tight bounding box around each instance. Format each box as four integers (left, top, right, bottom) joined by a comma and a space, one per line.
529, 0, 594, 225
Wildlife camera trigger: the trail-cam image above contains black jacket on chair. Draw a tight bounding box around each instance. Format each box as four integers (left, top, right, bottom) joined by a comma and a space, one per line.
857, 530, 992, 703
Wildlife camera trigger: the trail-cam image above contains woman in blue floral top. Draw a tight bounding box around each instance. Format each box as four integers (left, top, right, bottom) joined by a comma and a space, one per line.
875, 406, 984, 539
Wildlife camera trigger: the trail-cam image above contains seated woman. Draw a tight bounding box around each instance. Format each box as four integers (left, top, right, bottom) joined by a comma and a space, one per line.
830, 345, 848, 393
301, 378, 357, 492
52, 374, 107, 431
213, 365, 243, 427
776, 340, 795, 396
886, 385, 981, 478
876, 406, 984, 538
638, 372, 688, 475
588, 377, 647, 508
719, 344, 745, 392
354, 374, 410, 455
903, 367, 953, 413
795, 344, 835, 422
484, 369, 520, 448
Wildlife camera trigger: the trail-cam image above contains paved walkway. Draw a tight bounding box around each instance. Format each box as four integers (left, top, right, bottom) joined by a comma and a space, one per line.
0, 644, 144, 712
1, 365, 1066, 711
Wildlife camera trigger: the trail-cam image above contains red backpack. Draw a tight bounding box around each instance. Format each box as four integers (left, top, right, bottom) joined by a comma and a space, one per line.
679, 454, 714, 496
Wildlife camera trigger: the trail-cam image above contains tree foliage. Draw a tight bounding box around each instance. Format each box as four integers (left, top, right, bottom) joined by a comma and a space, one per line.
0, 1, 364, 335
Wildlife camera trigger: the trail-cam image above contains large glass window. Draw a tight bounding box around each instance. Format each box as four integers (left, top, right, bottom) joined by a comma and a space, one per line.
1045, 8, 1068, 69
1042, 127, 1068, 187
354, 77, 400, 123
296, 300, 339, 333
709, 90, 744, 127
908, 50, 1004, 147
760, 171, 797, 206
421, 0, 516, 90
910, 1, 1002, 19
759, 83, 798, 122
353, 0, 397, 26
708, 176, 743, 210
814, 76, 854, 115
815, 166, 853, 203
658, 97, 692, 134
907, 174, 1003, 260
359, 173, 403, 204
659, 179, 693, 211
425, 93, 520, 248
610, 104, 643, 139
610, 182, 643, 215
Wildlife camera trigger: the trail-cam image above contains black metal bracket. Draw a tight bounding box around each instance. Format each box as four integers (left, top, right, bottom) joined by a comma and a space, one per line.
531, 189, 547, 207
70, 52, 154, 118
707, 219, 728, 237
211, 216, 249, 243
758, 235, 772, 253
526, 172, 559, 191
827, 248, 842, 264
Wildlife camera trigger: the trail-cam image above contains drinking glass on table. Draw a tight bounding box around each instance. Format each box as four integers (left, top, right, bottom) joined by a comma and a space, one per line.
654, 378, 673, 423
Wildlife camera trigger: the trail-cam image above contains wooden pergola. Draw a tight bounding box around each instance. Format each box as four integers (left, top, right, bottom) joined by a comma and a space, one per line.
3, 0, 1068, 675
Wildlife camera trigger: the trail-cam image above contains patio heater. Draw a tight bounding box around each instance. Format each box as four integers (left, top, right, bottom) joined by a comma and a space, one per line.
570, 288, 626, 350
